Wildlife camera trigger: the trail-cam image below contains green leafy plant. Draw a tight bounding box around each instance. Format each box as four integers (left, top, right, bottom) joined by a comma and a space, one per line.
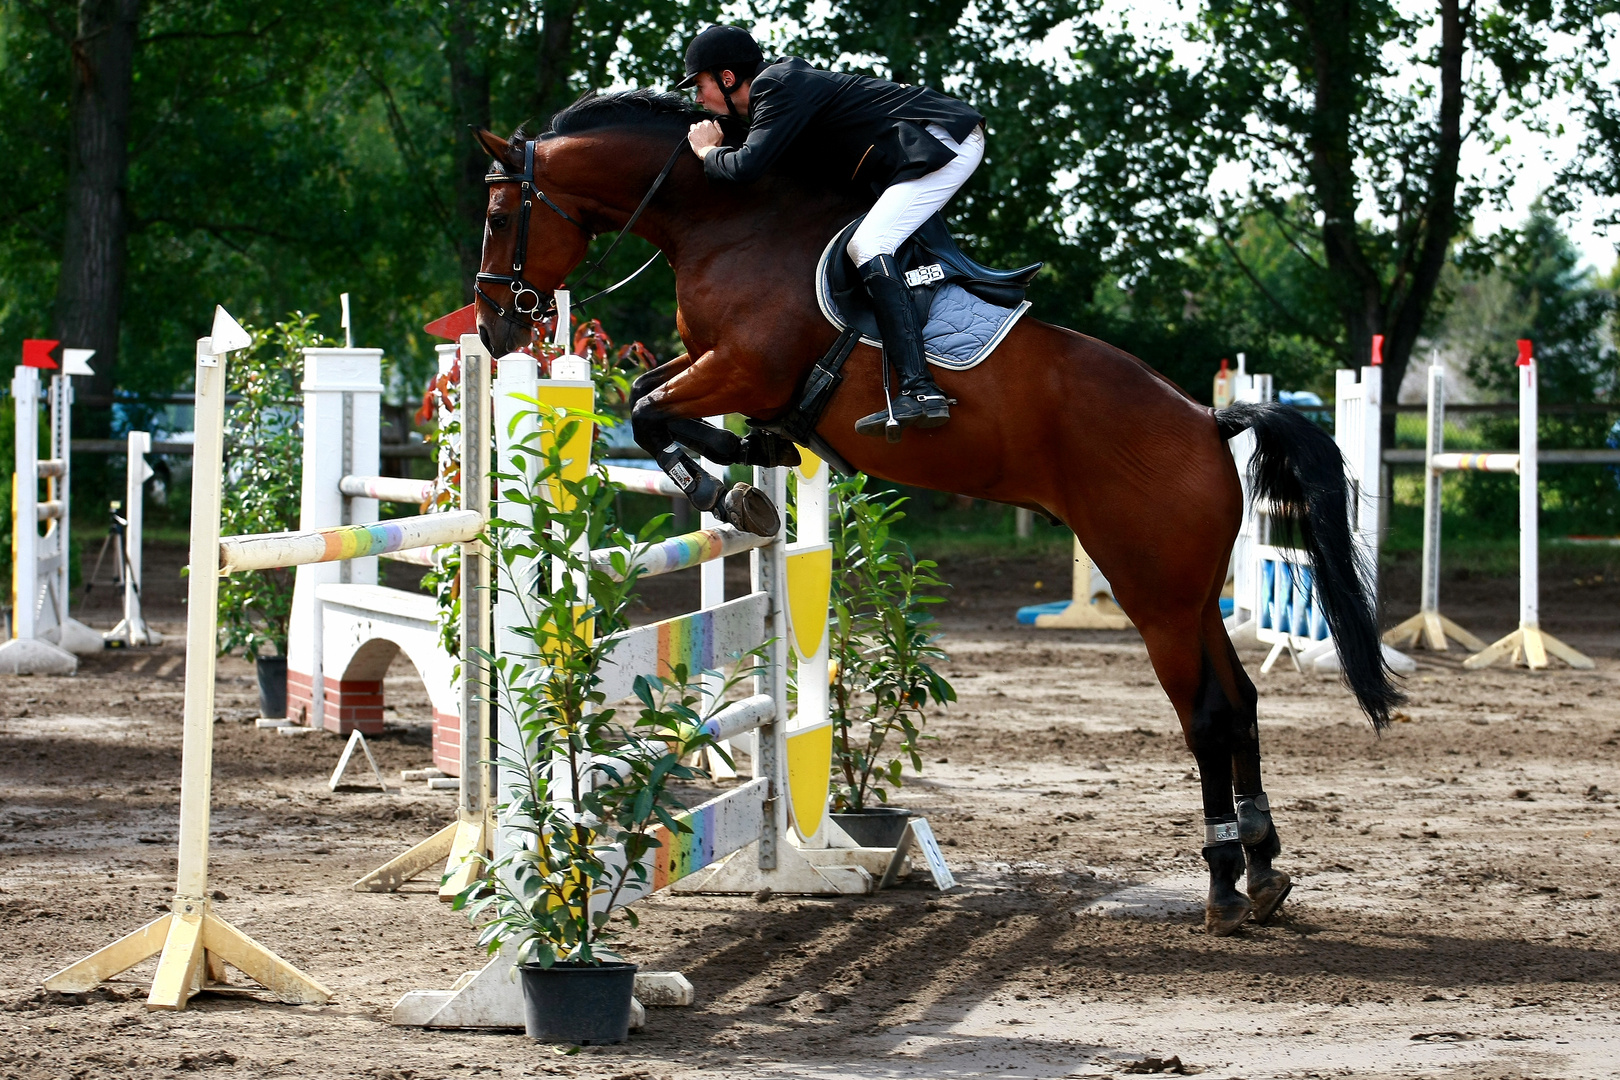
216, 314, 324, 659
455, 400, 735, 967
827, 474, 955, 813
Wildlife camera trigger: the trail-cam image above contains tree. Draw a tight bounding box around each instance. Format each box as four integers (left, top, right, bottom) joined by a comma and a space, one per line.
1177, 0, 1613, 413
1438, 207, 1618, 402
52, 0, 139, 426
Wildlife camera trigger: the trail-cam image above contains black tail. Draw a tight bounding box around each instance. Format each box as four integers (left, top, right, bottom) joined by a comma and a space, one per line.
1216, 402, 1404, 730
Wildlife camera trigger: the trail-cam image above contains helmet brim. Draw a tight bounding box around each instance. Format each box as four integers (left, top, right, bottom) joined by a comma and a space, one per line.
675, 72, 701, 90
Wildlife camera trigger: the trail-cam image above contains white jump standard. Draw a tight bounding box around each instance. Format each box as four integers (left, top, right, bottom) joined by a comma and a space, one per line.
103, 430, 163, 648
0, 346, 103, 674
1384, 342, 1592, 671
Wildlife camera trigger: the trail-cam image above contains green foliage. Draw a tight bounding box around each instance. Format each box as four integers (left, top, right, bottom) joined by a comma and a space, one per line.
5, 0, 1619, 428
826, 474, 955, 813
455, 402, 730, 967
216, 314, 325, 659
1440, 208, 1618, 403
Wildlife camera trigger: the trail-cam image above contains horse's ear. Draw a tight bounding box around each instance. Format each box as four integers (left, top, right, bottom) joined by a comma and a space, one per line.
473, 128, 522, 171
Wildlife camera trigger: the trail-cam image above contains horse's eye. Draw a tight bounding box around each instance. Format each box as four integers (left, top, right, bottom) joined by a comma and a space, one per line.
490, 214, 510, 229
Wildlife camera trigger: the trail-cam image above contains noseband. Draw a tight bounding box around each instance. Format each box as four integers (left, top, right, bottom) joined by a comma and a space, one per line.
476, 136, 687, 333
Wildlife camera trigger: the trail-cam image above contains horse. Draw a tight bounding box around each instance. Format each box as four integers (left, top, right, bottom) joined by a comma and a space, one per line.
471, 89, 1403, 935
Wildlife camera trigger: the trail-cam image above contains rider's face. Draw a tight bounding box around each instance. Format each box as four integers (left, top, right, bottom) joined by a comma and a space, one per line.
693, 71, 749, 115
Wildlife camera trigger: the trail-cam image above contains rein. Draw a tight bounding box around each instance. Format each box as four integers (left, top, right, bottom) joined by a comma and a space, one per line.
476, 136, 686, 335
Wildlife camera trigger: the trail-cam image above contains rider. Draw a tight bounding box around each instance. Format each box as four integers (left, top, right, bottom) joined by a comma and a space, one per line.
678, 24, 985, 437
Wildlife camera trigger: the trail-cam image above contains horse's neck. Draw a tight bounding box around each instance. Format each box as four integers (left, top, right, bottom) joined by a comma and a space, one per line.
644, 176, 862, 274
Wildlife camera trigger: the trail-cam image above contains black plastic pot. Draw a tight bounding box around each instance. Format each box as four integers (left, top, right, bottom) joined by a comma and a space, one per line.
831, 807, 914, 848
519, 961, 638, 1044
256, 655, 288, 720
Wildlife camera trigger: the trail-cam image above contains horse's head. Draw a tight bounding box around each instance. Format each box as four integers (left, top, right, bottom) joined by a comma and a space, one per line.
473, 129, 594, 357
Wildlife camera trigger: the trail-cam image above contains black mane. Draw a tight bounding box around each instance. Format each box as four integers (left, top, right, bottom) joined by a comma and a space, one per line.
540, 89, 705, 139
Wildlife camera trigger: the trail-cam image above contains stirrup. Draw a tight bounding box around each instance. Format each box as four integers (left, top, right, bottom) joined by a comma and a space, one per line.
855, 392, 947, 439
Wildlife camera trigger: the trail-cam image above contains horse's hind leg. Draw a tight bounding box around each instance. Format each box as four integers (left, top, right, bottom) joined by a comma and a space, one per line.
1139, 608, 1263, 936
1229, 659, 1293, 923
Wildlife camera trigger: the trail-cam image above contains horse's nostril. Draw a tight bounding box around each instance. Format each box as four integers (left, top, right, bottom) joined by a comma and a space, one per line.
479, 325, 494, 355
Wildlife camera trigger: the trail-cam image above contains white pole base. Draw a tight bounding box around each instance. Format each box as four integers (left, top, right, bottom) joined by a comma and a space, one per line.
1303, 639, 1418, 676
44, 617, 106, 655
391, 944, 680, 1029
0, 636, 78, 675
105, 617, 163, 648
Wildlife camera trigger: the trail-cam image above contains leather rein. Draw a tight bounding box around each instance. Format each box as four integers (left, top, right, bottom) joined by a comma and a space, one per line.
475, 137, 686, 335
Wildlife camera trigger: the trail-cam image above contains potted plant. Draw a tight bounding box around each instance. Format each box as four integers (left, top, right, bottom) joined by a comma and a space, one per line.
826, 474, 956, 849
218, 314, 324, 718
456, 402, 731, 1044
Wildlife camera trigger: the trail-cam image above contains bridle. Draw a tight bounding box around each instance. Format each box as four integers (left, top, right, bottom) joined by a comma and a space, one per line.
476, 136, 687, 334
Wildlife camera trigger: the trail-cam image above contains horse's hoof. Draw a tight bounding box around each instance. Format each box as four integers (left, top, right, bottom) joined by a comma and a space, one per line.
721, 483, 780, 537
1247, 867, 1293, 925
1205, 895, 1253, 936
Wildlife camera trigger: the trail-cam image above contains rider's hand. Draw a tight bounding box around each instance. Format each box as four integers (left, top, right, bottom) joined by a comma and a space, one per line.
688, 119, 724, 158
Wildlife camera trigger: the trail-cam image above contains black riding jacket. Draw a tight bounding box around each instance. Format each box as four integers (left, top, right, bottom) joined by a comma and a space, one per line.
702, 57, 984, 193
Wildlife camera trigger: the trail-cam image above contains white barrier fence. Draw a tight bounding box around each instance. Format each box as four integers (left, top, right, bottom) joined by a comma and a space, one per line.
1225, 363, 1415, 676
390, 326, 891, 1030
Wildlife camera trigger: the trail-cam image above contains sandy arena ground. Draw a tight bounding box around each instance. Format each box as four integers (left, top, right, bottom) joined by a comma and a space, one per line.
2, 544, 1618, 1079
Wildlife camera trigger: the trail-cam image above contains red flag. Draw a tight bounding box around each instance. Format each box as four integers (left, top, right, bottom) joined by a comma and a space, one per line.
1517, 339, 1533, 366
22, 339, 59, 369
1370, 334, 1383, 366
424, 304, 477, 342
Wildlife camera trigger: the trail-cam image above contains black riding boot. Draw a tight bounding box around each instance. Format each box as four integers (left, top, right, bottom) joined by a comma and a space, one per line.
853, 254, 951, 438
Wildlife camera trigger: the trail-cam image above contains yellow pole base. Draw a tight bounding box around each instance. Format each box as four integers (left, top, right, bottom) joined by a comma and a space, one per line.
1383, 610, 1486, 653
439, 812, 491, 902
1463, 624, 1595, 672
352, 819, 460, 893
43, 900, 331, 1011
1033, 597, 1133, 630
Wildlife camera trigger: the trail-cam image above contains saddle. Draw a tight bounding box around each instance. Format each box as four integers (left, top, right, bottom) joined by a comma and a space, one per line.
757, 216, 1043, 474
823, 213, 1043, 347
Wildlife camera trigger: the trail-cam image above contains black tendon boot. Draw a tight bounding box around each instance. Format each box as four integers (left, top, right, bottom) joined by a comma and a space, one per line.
1236, 792, 1292, 924
655, 444, 780, 537
1202, 819, 1252, 936
853, 254, 951, 438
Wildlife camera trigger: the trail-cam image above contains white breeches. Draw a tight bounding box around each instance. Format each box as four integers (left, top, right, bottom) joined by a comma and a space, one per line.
846, 123, 985, 268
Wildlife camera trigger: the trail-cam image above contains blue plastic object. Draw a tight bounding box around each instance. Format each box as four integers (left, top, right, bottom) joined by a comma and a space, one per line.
1015, 601, 1071, 625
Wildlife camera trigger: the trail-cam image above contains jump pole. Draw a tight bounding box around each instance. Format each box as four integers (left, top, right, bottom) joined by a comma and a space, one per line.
45, 306, 487, 1009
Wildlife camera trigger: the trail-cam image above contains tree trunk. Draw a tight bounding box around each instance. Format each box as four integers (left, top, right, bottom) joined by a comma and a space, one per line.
1301, 0, 1467, 440
53, 0, 140, 426
534, 0, 581, 122
446, 0, 492, 301
1380, 0, 1466, 414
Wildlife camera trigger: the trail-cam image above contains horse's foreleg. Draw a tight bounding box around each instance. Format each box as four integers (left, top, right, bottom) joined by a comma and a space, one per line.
629, 351, 784, 537
662, 420, 802, 468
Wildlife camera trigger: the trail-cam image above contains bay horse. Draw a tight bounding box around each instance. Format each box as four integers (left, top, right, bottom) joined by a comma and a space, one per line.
472, 90, 1402, 935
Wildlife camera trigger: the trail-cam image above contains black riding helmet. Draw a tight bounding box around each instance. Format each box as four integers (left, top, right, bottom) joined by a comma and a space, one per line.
677, 25, 764, 117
